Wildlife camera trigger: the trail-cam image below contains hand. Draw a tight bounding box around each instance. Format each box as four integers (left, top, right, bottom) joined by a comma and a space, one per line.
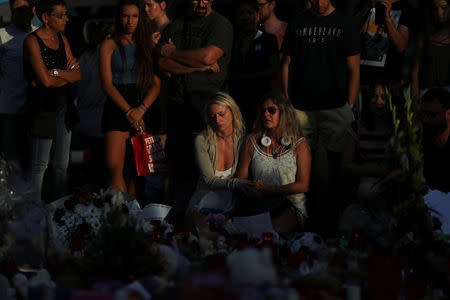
66, 57, 79, 70
152, 32, 161, 45
205, 62, 220, 73
242, 179, 267, 198
125, 107, 145, 129
48, 69, 59, 76
236, 179, 257, 194
377, 0, 392, 17
200, 62, 219, 72
161, 38, 176, 57
133, 119, 146, 132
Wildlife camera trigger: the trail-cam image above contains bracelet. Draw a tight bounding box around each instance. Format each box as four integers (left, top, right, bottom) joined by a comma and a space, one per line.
141, 102, 148, 110
124, 108, 132, 115
138, 104, 147, 113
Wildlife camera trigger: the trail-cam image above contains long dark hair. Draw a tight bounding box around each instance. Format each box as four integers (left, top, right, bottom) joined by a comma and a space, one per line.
114, 0, 154, 97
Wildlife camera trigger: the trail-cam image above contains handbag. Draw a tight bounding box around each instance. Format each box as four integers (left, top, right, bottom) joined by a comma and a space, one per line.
131, 130, 167, 176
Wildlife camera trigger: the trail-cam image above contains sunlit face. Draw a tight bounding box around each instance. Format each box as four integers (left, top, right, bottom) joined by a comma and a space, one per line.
45, 5, 68, 32
145, 0, 165, 20
208, 103, 233, 133
121, 4, 139, 34
191, 0, 213, 18
433, 0, 449, 23
262, 98, 280, 129
257, 0, 272, 22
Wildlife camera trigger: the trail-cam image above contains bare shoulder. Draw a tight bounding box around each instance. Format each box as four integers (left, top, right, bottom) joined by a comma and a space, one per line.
99, 38, 117, 54
24, 32, 37, 46
294, 138, 310, 155
243, 135, 256, 155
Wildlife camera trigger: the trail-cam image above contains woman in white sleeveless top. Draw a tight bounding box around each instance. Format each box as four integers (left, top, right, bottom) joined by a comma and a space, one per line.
187, 92, 254, 215
235, 93, 311, 234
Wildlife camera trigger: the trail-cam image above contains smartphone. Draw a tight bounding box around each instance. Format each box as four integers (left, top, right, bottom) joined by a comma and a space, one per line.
375, 2, 385, 25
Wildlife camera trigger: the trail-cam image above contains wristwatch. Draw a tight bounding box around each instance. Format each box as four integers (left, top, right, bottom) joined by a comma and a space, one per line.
52, 69, 59, 77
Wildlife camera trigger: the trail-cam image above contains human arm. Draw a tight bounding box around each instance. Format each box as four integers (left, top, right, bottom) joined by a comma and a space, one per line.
24, 35, 69, 88
254, 140, 311, 197
195, 135, 250, 191
47, 35, 82, 83
125, 74, 161, 128
281, 54, 291, 99
347, 54, 360, 106
380, 0, 409, 54
99, 39, 143, 129
158, 56, 219, 75
234, 137, 254, 180
160, 39, 224, 68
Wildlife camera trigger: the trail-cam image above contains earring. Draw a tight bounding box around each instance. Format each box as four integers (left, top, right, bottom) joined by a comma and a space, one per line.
280, 137, 291, 147
260, 135, 271, 147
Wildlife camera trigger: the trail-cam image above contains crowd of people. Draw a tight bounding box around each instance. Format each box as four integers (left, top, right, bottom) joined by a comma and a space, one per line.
0, 0, 449, 238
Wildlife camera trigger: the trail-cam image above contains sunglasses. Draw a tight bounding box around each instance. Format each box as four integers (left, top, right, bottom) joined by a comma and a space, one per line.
48, 12, 69, 19
192, 0, 210, 3
263, 106, 278, 115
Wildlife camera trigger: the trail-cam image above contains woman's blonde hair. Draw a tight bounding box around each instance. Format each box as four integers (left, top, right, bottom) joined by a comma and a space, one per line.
252, 92, 303, 144
202, 92, 246, 142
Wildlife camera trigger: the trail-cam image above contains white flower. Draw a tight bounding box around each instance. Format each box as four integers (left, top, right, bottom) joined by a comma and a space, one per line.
12, 273, 28, 298
141, 220, 153, 234
227, 248, 277, 286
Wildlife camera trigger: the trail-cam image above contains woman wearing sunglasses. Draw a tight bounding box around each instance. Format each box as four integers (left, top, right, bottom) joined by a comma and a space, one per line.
235, 93, 311, 236
99, 0, 160, 197
24, 0, 81, 202
186, 92, 255, 215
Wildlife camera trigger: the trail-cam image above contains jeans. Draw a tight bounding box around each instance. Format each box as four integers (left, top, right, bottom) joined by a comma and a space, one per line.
27, 110, 71, 202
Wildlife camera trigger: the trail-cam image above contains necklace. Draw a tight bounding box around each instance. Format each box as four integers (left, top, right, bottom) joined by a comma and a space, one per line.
271, 144, 284, 159
217, 133, 232, 140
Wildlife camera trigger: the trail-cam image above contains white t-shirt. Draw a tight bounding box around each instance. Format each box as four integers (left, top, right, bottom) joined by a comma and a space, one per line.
0, 24, 37, 114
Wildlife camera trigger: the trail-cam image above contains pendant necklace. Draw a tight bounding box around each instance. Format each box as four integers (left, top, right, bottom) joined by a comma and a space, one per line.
271, 144, 284, 159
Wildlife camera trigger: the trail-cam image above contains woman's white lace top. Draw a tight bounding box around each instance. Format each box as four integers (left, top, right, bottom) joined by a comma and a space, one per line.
250, 136, 306, 215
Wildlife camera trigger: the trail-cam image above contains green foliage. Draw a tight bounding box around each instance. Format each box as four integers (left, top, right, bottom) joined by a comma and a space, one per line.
385, 86, 430, 239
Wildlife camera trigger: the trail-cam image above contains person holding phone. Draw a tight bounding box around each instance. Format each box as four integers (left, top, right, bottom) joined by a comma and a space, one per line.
356, 0, 411, 86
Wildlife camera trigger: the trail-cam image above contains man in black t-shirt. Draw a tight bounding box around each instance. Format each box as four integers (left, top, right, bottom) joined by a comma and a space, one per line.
281, 0, 361, 236
158, 0, 233, 116
281, 0, 360, 151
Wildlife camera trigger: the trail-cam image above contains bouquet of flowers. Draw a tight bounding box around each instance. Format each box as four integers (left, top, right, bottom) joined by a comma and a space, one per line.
48, 188, 143, 256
